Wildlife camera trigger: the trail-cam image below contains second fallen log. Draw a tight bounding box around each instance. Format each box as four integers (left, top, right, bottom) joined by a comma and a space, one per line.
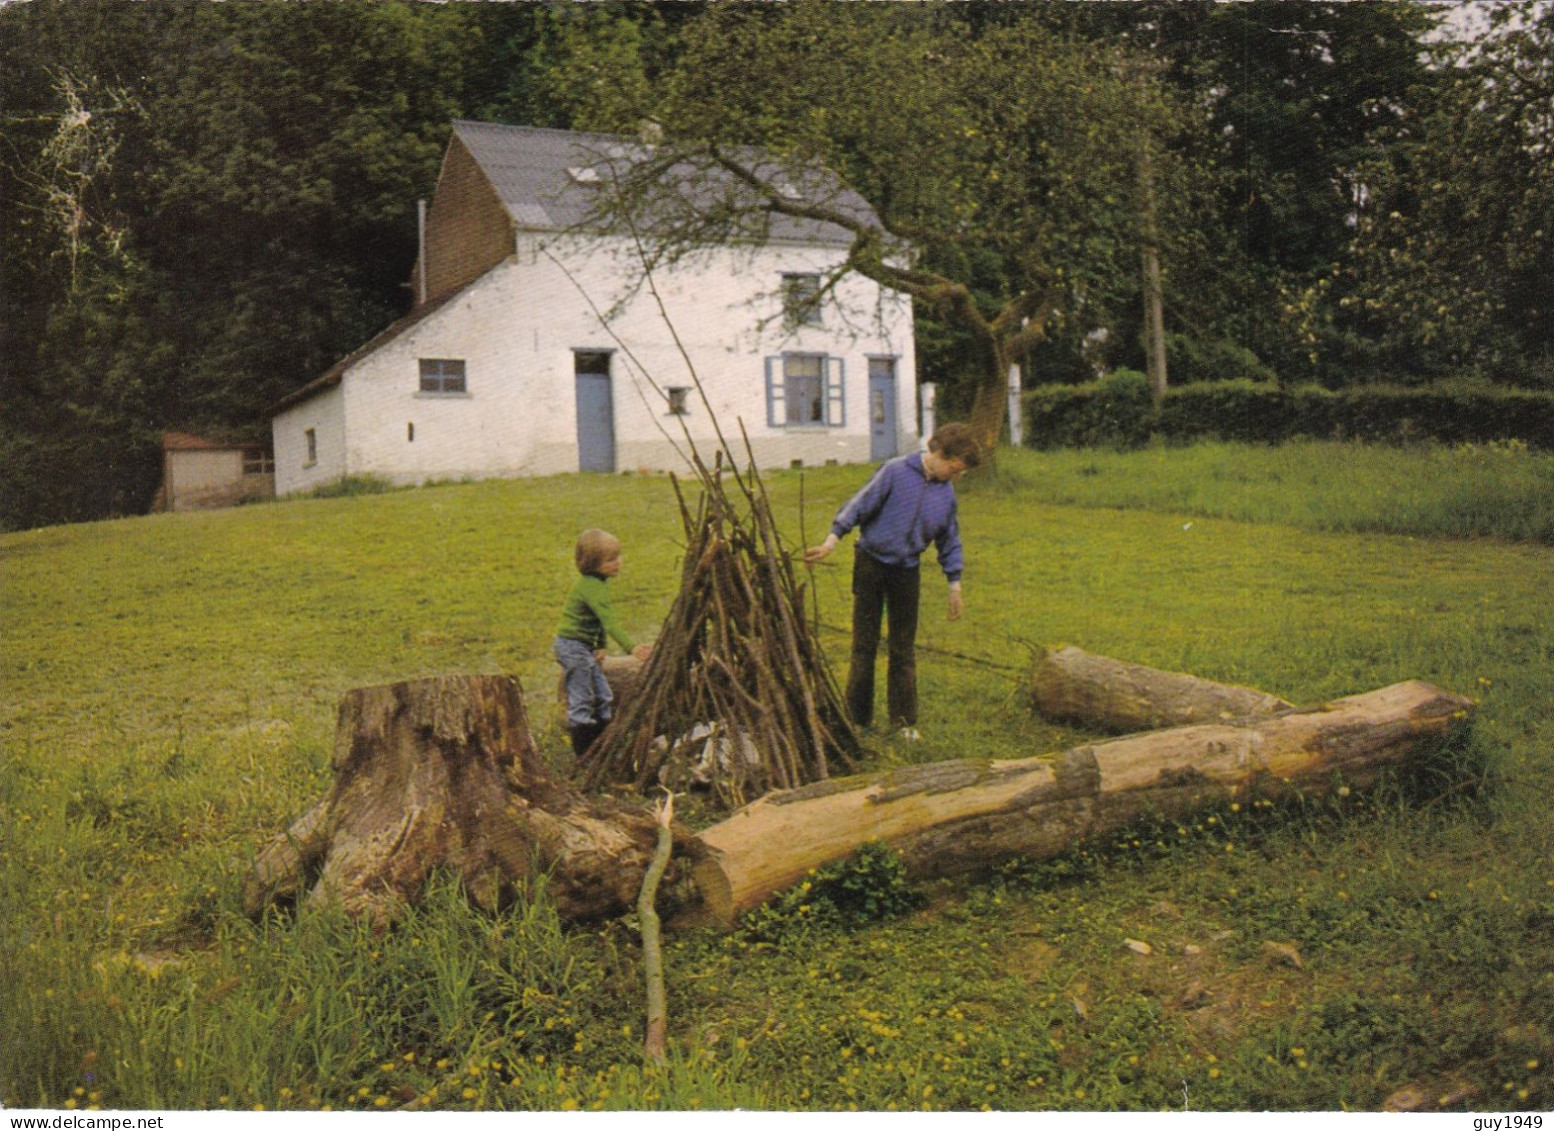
691, 680, 1474, 925
1030, 645, 1294, 733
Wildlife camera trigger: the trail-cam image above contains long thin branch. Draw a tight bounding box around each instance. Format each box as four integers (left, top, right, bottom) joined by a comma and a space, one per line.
639, 790, 674, 1066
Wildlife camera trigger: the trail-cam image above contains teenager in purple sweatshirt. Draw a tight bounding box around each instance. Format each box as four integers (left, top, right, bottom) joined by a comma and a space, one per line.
803, 423, 983, 738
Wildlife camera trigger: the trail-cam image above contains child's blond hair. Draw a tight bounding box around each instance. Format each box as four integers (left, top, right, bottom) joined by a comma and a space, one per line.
575, 528, 622, 576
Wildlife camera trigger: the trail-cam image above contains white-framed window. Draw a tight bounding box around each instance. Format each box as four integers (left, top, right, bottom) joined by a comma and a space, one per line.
419, 358, 466, 394
781, 273, 823, 328
765, 354, 844, 427
665, 386, 690, 416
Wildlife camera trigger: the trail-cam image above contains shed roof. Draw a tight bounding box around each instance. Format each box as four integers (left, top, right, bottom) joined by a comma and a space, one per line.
162, 431, 264, 453
451, 121, 878, 247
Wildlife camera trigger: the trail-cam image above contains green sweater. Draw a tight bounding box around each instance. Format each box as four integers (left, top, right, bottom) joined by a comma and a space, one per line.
556, 574, 635, 652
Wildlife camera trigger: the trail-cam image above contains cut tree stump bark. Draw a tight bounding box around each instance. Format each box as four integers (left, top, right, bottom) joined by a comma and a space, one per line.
690, 680, 1473, 925
242, 673, 688, 925
1031, 645, 1295, 732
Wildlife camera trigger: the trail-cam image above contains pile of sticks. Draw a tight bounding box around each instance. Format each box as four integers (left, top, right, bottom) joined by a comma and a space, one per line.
579, 448, 860, 807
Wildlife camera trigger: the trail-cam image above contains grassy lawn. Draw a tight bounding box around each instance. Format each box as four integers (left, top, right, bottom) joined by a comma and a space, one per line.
2, 441, 1551, 1111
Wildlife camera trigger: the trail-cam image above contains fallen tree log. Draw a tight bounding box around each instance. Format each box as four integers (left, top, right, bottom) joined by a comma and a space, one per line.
1030, 645, 1294, 733
242, 673, 691, 924
691, 680, 1474, 925
245, 674, 1473, 931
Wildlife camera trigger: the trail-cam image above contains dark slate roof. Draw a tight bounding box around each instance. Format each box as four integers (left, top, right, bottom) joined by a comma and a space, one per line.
451, 121, 879, 246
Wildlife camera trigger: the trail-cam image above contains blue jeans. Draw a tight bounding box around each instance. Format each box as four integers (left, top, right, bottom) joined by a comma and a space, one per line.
553, 636, 613, 728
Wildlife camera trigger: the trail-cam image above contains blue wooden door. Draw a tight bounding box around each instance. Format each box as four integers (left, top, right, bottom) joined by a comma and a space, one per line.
574, 353, 615, 473
868, 359, 898, 461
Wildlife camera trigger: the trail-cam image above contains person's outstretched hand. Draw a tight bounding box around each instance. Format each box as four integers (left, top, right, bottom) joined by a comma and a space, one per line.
803, 533, 839, 564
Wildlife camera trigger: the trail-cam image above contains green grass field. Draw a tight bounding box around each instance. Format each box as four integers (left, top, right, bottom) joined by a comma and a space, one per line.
3, 441, 1551, 1111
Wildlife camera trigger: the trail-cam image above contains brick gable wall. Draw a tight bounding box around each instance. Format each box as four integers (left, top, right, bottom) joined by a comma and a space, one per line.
419, 136, 513, 307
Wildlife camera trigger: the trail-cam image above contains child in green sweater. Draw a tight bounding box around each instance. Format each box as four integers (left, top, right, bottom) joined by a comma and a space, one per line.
553, 529, 652, 757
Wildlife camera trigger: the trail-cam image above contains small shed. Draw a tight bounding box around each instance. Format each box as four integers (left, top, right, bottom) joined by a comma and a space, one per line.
156, 432, 274, 513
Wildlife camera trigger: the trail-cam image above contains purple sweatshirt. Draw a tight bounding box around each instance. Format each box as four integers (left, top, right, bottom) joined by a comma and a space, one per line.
830, 452, 964, 581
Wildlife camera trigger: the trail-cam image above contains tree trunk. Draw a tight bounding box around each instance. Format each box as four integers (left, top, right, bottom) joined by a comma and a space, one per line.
1031, 645, 1294, 733
242, 673, 685, 925
245, 675, 1473, 932
967, 365, 1009, 459
689, 680, 1473, 925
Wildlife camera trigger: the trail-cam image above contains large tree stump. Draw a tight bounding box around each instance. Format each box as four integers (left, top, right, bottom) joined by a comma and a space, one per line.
1031, 645, 1295, 732
242, 673, 684, 924
691, 680, 1473, 924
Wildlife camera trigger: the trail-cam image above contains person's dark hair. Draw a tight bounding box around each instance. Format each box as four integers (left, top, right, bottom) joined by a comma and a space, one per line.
575, 528, 622, 576
927, 422, 982, 469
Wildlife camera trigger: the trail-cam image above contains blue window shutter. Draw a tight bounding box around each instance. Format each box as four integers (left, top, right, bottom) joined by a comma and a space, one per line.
825, 355, 846, 426
765, 356, 784, 428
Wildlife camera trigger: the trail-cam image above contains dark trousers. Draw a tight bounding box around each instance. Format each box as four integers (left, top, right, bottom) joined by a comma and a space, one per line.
845, 551, 921, 728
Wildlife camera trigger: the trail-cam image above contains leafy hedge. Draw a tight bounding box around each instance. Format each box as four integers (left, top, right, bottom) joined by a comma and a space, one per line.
1024, 379, 1554, 450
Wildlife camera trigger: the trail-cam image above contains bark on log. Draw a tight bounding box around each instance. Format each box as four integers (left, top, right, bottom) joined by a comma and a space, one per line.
690, 680, 1473, 925
242, 673, 686, 924
1031, 645, 1294, 732
246, 673, 1472, 932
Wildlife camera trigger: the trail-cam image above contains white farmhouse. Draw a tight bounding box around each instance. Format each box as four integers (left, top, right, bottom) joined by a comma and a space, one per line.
270, 121, 918, 496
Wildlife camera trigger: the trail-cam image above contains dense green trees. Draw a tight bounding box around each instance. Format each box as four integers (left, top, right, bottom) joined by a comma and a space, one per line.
551, 3, 1207, 449
0, 1, 1545, 529
1329, 0, 1554, 386
0, 2, 532, 527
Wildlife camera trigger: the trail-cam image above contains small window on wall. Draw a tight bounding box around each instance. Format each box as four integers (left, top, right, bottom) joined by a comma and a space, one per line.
419, 358, 466, 394
304, 428, 317, 465
665, 387, 690, 415
781, 273, 823, 328
574, 350, 611, 376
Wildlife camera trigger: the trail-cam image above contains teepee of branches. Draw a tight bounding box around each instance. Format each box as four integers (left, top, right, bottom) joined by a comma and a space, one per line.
579, 439, 861, 808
